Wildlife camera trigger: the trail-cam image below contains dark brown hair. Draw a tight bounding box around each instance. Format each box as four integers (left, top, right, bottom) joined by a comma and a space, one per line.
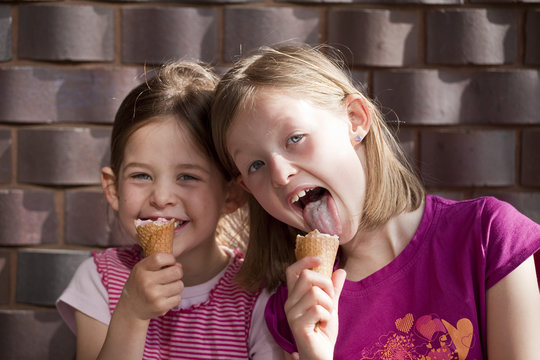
109, 61, 228, 180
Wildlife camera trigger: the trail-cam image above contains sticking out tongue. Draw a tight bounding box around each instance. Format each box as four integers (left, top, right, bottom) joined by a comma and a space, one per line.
303, 190, 342, 236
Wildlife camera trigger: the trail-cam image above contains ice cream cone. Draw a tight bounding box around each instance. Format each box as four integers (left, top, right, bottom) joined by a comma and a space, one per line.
135, 218, 176, 256
295, 229, 339, 278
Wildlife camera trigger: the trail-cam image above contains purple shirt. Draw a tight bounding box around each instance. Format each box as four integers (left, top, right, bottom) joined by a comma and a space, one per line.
265, 195, 540, 359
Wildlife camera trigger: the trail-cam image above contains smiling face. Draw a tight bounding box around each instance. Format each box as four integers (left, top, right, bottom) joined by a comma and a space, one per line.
104, 115, 232, 257
227, 89, 368, 242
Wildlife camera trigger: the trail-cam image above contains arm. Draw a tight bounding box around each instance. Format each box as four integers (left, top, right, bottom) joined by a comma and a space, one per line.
487, 255, 540, 359
284, 257, 346, 360
76, 253, 183, 360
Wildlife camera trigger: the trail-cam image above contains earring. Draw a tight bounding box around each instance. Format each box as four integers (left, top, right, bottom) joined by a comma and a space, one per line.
354, 135, 363, 144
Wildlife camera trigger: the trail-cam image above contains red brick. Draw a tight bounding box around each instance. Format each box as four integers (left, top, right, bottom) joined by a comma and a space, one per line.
522, 129, 540, 186
0, 250, 10, 304
0, 129, 11, 183
420, 130, 515, 187
427, 9, 517, 65
0, 67, 140, 124
223, 7, 320, 62
526, 10, 540, 65
374, 70, 540, 125
0, 189, 58, 245
123, 7, 218, 65
328, 9, 419, 66
65, 190, 133, 247
16, 249, 91, 306
0, 309, 75, 360
0, 6, 11, 62
18, 127, 110, 185
18, 4, 114, 62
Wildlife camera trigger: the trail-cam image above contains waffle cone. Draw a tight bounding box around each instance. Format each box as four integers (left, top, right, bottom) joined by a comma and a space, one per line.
135, 219, 175, 256
295, 229, 339, 278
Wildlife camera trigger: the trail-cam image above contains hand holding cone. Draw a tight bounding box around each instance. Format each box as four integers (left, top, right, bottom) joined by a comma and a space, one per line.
295, 229, 339, 332
135, 218, 177, 257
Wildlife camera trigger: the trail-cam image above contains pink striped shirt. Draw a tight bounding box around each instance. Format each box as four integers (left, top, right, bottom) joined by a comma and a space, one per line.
94, 245, 260, 359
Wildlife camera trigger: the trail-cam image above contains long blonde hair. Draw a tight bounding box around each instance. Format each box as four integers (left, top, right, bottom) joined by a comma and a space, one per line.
211, 45, 424, 291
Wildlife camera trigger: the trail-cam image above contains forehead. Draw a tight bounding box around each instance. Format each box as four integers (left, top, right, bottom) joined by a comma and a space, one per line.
126, 116, 207, 161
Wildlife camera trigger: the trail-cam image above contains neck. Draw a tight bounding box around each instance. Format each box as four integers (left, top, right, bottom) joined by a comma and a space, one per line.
341, 201, 425, 281
177, 243, 230, 287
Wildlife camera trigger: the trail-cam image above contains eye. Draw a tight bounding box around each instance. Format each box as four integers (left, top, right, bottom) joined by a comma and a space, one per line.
287, 134, 304, 145
132, 173, 151, 181
248, 160, 265, 173
178, 174, 198, 181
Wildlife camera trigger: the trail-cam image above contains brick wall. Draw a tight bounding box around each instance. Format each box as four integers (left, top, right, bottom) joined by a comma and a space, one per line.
0, 1, 538, 358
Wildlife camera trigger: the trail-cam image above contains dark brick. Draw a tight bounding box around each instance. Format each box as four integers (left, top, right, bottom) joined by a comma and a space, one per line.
280, 0, 462, 3
374, 70, 540, 125
0, 6, 11, 62
430, 191, 466, 201
420, 130, 515, 187
224, 7, 319, 62
328, 9, 418, 66
464, 71, 540, 124
522, 129, 540, 186
427, 9, 517, 65
0, 129, 11, 183
0, 250, 10, 304
526, 10, 540, 65
65, 190, 132, 247
0, 309, 75, 360
18, 127, 110, 185
123, 8, 218, 64
17, 249, 91, 306
0, 67, 141, 124
473, 191, 540, 224
374, 70, 463, 125
352, 70, 369, 91
395, 128, 416, 164
18, 4, 114, 62
0, 189, 58, 245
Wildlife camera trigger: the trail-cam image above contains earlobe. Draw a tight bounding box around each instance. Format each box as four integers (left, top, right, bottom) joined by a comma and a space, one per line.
236, 176, 251, 194
101, 167, 119, 211
345, 93, 371, 145
222, 181, 247, 214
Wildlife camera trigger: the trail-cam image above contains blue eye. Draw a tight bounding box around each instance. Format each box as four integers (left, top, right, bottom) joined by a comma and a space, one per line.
288, 134, 304, 145
248, 160, 265, 173
132, 173, 151, 180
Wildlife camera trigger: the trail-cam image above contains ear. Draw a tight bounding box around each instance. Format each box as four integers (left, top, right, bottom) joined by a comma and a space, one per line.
236, 175, 252, 194
222, 181, 248, 215
344, 93, 371, 145
101, 167, 120, 212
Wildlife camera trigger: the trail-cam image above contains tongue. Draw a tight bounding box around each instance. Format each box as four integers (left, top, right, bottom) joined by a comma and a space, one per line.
303, 191, 342, 236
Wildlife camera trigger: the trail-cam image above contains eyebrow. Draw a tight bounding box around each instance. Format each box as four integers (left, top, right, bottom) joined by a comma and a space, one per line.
122, 162, 212, 175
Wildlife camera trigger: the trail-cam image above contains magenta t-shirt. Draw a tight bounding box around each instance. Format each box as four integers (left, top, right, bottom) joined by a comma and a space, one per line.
265, 195, 540, 359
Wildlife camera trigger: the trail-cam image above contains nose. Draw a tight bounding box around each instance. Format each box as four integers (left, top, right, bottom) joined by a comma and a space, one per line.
269, 153, 296, 187
150, 180, 177, 209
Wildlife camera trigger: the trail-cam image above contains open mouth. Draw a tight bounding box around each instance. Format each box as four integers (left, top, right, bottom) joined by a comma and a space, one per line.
291, 187, 327, 210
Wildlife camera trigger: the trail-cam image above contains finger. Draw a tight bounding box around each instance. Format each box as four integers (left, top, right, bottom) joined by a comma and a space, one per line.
158, 263, 183, 285
286, 268, 335, 308
144, 253, 177, 270
286, 256, 322, 288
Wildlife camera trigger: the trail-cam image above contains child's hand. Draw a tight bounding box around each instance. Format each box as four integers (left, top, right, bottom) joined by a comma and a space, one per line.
284, 257, 346, 360
118, 253, 184, 321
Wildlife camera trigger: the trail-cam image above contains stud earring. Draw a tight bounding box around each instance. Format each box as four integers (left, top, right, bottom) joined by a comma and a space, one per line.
354, 135, 363, 144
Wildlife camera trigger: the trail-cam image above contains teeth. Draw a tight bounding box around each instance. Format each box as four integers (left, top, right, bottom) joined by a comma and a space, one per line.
291, 189, 310, 204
